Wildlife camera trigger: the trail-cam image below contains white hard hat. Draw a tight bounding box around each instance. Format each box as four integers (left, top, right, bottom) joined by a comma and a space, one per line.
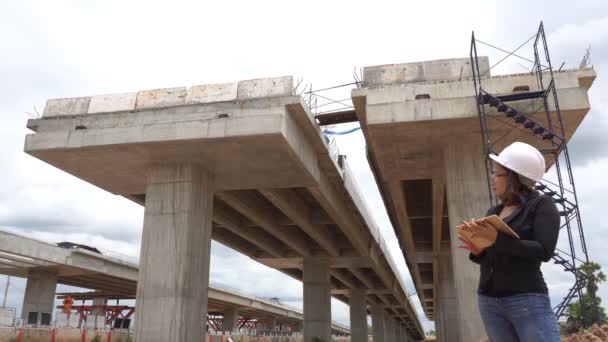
489, 142, 546, 183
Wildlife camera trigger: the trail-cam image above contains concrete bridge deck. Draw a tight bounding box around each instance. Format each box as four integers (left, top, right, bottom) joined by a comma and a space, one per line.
352, 57, 596, 342
23, 77, 425, 341
0, 230, 350, 334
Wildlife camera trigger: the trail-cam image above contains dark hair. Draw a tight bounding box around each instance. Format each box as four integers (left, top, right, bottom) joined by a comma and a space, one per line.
499, 169, 533, 206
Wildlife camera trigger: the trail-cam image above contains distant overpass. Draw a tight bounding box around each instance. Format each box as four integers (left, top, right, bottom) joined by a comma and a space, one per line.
0, 230, 349, 335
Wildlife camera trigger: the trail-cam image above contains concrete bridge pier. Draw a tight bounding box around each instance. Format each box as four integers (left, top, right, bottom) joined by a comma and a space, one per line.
395, 320, 402, 342
303, 258, 331, 342
371, 304, 385, 342
352, 57, 595, 341
435, 254, 460, 340
223, 307, 239, 333
348, 288, 368, 342
395, 322, 402, 342
268, 316, 277, 332
443, 141, 491, 341
21, 269, 57, 325
134, 162, 214, 342
385, 315, 395, 342
23, 75, 426, 341
92, 297, 106, 314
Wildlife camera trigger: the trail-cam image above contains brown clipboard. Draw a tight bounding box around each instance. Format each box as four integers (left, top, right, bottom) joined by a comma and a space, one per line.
481, 215, 520, 239
456, 215, 520, 250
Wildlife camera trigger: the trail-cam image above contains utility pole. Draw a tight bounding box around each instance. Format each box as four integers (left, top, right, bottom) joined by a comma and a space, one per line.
2, 275, 9, 307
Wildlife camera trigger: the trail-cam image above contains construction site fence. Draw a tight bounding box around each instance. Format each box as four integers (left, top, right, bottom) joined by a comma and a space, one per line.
0, 328, 352, 342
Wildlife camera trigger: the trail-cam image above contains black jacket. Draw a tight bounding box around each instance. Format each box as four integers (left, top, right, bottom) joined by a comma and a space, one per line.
470, 190, 560, 297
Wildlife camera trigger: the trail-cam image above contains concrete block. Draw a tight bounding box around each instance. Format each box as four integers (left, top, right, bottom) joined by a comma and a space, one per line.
237, 76, 293, 100
88, 92, 137, 114
188, 83, 238, 104
43, 97, 91, 117
0, 307, 15, 327
56, 311, 81, 328
135, 87, 187, 110
363, 57, 490, 87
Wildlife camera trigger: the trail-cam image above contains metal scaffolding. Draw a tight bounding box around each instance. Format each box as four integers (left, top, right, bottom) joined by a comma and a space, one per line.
470, 22, 600, 324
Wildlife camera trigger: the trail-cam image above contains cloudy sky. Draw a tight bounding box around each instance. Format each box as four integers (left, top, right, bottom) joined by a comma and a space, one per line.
1, 0, 608, 334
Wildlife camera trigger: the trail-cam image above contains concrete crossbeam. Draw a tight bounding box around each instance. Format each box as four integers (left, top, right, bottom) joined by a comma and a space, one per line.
259, 188, 340, 257
218, 191, 311, 257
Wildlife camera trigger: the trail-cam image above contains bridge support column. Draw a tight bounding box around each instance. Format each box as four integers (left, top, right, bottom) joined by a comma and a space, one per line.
404, 325, 411, 342
396, 322, 402, 342
371, 305, 385, 342
91, 297, 106, 329
385, 316, 395, 342
92, 297, 106, 315
223, 307, 239, 333
443, 142, 488, 342
268, 316, 277, 332
303, 258, 331, 342
435, 254, 460, 342
349, 288, 368, 342
134, 163, 214, 342
22, 269, 56, 325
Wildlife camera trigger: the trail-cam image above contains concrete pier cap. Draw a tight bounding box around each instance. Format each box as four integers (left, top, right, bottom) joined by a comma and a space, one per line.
27, 76, 312, 196
352, 57, 596, 342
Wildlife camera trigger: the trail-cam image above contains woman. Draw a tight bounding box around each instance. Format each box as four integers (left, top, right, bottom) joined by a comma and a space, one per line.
459, 141, 561, 342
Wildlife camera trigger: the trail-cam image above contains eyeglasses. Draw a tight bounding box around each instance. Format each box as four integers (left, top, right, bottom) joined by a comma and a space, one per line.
491, 171, 508, 178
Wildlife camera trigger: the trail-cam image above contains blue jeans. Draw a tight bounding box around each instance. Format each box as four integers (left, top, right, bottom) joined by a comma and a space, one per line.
478, 293, 560, 342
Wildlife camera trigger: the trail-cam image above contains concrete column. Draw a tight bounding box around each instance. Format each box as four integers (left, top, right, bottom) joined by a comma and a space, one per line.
268, 316, 277, 332
303, 258, 331, 342
394, 323, 400, 342
223, 307, 239, 333
396, 323, 402, 342
134, 162, 214, 342
436, 254, 461, 342
92, 297, 106, 315
91, 297, 106, 329
21, 269, 57, 325
349, 288, 368, 342
22, 270, 56, 325
385, 316, 395, 342
371, 305, 385, 342
443, 142, 487, 342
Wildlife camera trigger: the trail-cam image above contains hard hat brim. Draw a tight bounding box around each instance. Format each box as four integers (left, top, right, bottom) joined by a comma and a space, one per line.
489, 153, 542, 182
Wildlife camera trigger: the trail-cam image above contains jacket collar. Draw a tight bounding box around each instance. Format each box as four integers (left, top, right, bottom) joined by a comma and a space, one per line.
494, 190, 540, 223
